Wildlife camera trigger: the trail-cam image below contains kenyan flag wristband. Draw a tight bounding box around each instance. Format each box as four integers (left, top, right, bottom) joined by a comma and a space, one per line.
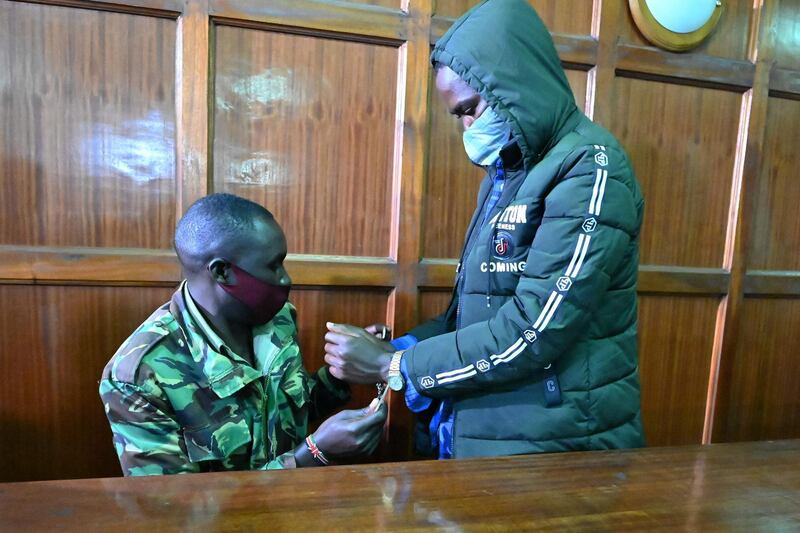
305, 434, 330, 466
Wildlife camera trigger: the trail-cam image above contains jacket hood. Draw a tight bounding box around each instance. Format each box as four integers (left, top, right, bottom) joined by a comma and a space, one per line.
431, 0, 580, 166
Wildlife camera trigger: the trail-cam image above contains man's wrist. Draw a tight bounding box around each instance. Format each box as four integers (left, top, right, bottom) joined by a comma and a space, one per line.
293, 438, 324, 468
378, 351, 393, 382
386, 350, 406, 391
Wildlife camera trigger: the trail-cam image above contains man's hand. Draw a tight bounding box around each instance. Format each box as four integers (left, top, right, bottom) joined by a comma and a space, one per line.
365, 323, 392, 341
324, 322, 394, 384
312, 402, 387, 458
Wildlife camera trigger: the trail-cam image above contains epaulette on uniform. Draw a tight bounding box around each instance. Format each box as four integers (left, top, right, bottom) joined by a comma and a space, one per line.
103, 303, 176, 384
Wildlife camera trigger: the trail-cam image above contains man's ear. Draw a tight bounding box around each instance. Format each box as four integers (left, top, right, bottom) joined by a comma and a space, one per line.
207, 258, 231, 284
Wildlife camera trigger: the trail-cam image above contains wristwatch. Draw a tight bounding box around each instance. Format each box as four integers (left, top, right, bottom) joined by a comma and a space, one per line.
387, 350, 406, 391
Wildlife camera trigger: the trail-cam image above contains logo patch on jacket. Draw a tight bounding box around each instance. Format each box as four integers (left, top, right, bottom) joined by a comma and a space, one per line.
556, 276, 573, 292
493, 231, 514, 259
491, 204, 528, 231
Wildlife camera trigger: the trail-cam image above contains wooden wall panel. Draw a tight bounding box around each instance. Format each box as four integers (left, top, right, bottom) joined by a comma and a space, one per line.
434, 0, 595, 36
609, 78, 742, 268
418, 289, 452, 323
0, 284, 176, 482
747, 96, 800, 271
774, 0, 800, 71
2, 0, 799, 482
619, 0, 752, 61
423, 68, 589, 259
0, 2, 176, 250
637, 295, 720, 446
422, 81, 483, 260
213, 25, 398, 257
713, 297, 800, 442
565, 70, 589, 115
349, 0, 399, 9
291, 287, 390, 409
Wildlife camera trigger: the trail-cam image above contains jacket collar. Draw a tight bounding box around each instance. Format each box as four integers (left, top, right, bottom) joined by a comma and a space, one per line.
170, 281, 287, 399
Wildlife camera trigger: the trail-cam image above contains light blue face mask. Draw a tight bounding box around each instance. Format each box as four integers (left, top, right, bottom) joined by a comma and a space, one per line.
462, 106, 512, 166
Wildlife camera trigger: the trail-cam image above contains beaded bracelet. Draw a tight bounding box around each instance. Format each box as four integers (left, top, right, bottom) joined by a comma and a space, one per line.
305, 434, 330, 466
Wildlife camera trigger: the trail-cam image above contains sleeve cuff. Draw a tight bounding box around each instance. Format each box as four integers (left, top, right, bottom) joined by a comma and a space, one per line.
317, 366, 350, 401
401, 356, 432, 413
391, 334, 418, 351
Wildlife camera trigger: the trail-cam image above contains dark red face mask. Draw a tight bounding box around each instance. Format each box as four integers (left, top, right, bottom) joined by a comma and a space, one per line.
219, 263, 290, 325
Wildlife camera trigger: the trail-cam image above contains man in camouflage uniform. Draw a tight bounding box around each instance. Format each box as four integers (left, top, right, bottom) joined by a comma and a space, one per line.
100, 193, 386, 476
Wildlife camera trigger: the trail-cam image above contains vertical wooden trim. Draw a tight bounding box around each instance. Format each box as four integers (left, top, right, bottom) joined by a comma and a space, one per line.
175, 0, 210, 217
591, 0, 622, 129
584, 66, 598, 120
709, 0, 775, 443
383, 0, 433, 458
583, 0, 602, 120
703, 82, 756, 443
590, 0, 603, 39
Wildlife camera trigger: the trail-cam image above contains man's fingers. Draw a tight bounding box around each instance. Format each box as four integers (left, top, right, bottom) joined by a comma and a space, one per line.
328, 364, 345, 381
324, 353, 344, 369
323, 342, 343, 358
324, 332, 353, 347
356, 402, 387, 428
326, 322, 367, 337
367, 397, 380, 413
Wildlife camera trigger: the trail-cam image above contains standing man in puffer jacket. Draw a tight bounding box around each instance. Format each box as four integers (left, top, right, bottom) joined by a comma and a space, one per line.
324, 0, 645, 459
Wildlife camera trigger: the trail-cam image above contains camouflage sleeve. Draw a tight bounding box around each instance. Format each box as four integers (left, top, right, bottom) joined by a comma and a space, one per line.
100, 378, 199, 476
307, 366, 351, 422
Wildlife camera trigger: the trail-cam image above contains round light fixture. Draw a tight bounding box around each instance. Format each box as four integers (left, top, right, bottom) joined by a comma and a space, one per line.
629, 0, 723, 52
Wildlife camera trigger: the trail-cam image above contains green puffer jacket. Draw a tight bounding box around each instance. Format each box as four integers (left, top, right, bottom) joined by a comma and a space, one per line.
404, 0, 645, 457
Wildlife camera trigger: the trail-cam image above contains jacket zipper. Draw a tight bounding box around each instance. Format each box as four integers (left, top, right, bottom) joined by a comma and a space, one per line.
457, 164, 502, 329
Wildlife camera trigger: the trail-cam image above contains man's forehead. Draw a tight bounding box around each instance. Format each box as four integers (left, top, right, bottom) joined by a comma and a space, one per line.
436, 66, 469, 93
251, 218, 285, 248
435, 66, 480, 108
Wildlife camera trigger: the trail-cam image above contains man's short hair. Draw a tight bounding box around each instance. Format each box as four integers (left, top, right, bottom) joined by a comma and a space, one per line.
174, 193, 274, 272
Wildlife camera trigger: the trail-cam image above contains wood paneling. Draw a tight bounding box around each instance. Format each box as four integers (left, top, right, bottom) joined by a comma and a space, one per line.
422, 76, 483, 260
0, 1, 176, 250
609, 77, 742, 268
2, 0, 800, 482
774, 0, 800, 71
418, 289, 451, 323
291, 287, 390, 408
209, 0, 409, 43
349, 0, 398, 8
434, 0, 595, 36
620, 0, 752, 61
637, 295, 720, 446
423, 68, 588, 259
213, 26, 398, 257
0, 284, 176, 482
615, 44, 755, 90
713, 297, 800, 442
565, 69, 589, 114
747, 96, 800, 271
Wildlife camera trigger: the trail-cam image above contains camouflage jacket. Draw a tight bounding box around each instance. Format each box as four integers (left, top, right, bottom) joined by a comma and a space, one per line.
99, 281, 349, 476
